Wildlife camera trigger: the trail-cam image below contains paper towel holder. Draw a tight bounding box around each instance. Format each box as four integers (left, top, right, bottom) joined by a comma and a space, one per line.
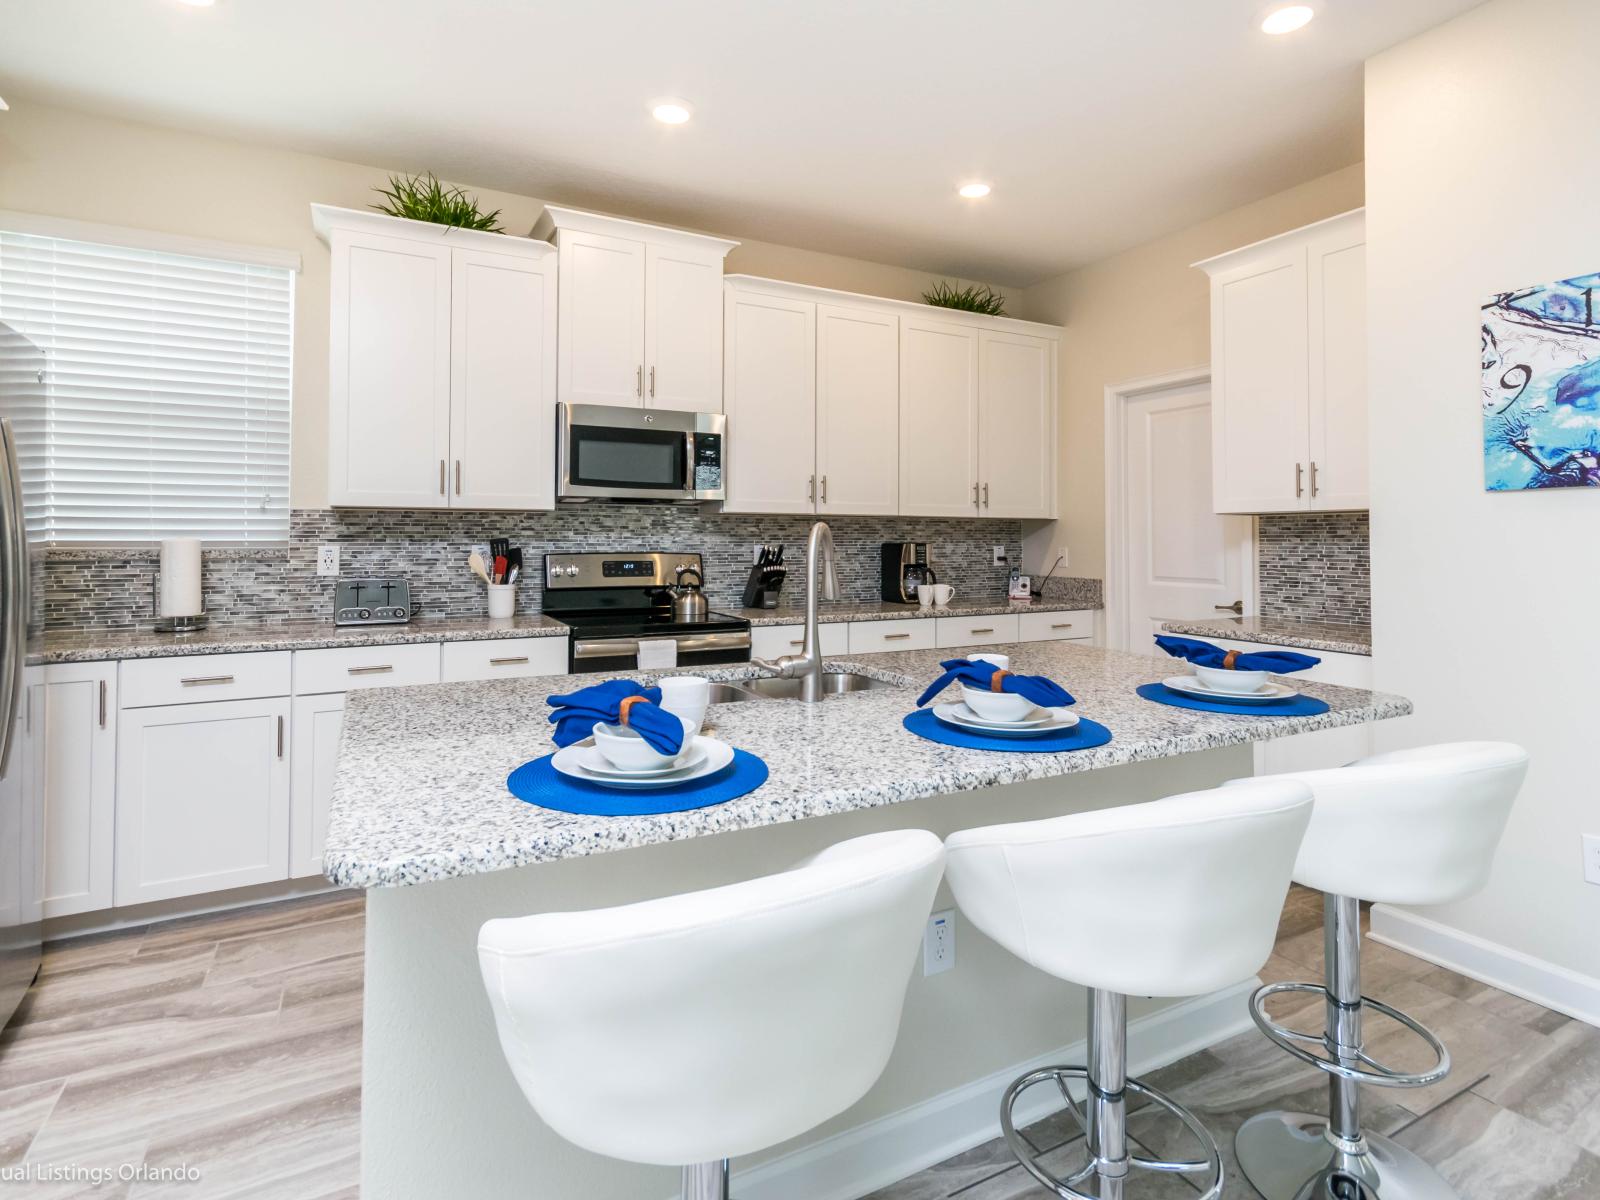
151, 573, 209, 635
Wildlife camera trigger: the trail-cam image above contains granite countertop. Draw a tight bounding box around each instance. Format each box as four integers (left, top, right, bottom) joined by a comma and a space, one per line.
1157, 616, 1372, 657
323, 640, 1410, 888
33, 614, 571, 665
735, 597, 1099, 626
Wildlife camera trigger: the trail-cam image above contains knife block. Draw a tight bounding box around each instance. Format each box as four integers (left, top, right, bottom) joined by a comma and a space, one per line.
741, 563, 786, 609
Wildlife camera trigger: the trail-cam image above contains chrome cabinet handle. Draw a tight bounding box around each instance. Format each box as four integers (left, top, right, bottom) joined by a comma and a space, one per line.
347, 665, 394, 676
808, 475, 816, 504
454, 460, 462, 496
440, 459, 446, 496
1295, 463, 1304, 498
983, 482, 990, 507
972, 482, 979, 505
489, 656, 529, 666
180, 675, 234, 687
277, 714, 285, 759
1310, 461, 1319, 497
649, 366, 656, 398
971, 627, 994, 634
884, 633, 912, 641
636, 365, 643, 397
789, 639, 804, 647
99, 679, 107, 728
820, 475, 828, 503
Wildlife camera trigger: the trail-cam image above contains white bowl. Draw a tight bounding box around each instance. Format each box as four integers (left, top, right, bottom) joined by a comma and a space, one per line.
960, 684, 1039, 723
1194, 665, 1271, 694
591, 723, 684, 772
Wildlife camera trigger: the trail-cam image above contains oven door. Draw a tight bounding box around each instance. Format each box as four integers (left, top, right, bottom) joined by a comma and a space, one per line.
557, 403, 725, 502
569, 630, 752, 674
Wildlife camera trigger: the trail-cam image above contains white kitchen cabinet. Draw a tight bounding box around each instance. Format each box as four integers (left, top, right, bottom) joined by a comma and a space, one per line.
42, 663, 116, 918
723, 286, 817, 514
293, 643, 440, 696
816, 302, 899, 515
749, 623, 849, 660
1197, 209, 1366, 514
979, 331, 1056, 518
848, 619, 937, 655
290, 691, 346, 880
115, 696, 290, 905
439, 637, 569, 682
934, 614, 1020, 649
315, 205, 557, 510
1018, 609, 1096, 644
899, 316, 981, 517
534, 207, 736, 413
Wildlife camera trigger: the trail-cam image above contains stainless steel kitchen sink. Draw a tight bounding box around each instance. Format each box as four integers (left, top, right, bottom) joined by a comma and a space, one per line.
731, 672, 900, 700
704, 682, 757, 705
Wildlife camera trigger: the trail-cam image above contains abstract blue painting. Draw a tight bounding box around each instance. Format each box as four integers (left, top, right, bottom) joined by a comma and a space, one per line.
1482, 272, 1600, 490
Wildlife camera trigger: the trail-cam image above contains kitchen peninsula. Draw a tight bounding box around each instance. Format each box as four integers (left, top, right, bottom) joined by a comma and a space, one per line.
328, 639, 1410, 1200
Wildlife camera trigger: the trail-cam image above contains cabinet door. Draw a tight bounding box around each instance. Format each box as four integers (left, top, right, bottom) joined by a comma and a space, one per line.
645, 243, 725, 413
328, 230, 453, 507
816, 303, 899, 515
43, 663, 115, 917
558, 230, 646, 407
1209, 245, 1310, 513
978, 330, 1056, 518
722, 289, 817, 514
449, 247, 557, 509
115, 697, 290, 905
1307, 225, 1368, 511
290, 692, 345, 880
899, 317, 980, 517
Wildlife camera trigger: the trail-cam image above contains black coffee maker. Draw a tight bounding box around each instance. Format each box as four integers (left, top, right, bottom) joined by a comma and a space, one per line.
881, 542, 936, 604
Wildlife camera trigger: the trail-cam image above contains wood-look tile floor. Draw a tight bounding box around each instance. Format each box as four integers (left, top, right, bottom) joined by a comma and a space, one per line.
3, 887, 1595, 1199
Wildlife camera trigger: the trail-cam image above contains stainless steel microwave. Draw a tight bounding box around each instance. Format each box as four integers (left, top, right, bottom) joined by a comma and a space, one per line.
556, 403, 726, 503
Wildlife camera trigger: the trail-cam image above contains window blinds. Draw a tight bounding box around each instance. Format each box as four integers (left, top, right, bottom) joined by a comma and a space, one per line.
0, 228, 293, 542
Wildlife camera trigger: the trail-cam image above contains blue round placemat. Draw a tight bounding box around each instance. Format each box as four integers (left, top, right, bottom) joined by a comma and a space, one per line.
507, 748, 769, 817
1136, 682, 1329, 717
902, 708, 1113, 753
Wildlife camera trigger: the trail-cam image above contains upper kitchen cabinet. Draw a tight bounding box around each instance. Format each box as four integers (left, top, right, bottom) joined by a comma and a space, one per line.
532, 206, 737, 413
899, 314, 980, 517
978, 329, 1056, 518
314, 205, 557, 510
1197, 209, 1366, 514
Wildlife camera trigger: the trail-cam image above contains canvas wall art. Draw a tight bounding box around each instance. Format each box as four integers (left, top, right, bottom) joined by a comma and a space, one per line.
1482, 271, 1600, 490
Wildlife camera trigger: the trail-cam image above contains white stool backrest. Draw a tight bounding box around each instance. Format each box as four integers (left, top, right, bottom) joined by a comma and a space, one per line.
1234, 741, 1527, 905
477, 829, 945, 1167
944, 781, 1313, 998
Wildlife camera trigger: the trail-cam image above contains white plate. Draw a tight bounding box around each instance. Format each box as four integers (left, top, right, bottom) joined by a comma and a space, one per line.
933, 702, 1080, 738
553, 736, 734, 790
946, 701, 1055, 730
1161, 675, 1298, 704
571, 739, 710, 779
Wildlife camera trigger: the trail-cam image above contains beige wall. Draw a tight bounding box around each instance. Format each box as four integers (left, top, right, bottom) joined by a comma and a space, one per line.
1016, 162, 1365, 581
1366, 0, 1600, 991
0, 100, 1014, 510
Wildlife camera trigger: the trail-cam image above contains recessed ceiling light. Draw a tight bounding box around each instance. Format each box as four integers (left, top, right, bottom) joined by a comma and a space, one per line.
651, 101, 693, 125
176, 0, 218, 6
0, 97, 8, 112
1261, 4, 1314, 34
958, 182, 992, 199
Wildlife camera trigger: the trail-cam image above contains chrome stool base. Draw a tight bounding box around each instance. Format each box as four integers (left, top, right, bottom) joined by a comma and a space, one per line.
681, 1159, 730, 1200
1236, 1111, 1458, 1200
1002, 1067, 1223, 1200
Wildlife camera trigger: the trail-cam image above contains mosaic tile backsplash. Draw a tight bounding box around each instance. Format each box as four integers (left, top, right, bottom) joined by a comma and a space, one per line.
40, 507, 1098, 633
1255, 511, 1370, 626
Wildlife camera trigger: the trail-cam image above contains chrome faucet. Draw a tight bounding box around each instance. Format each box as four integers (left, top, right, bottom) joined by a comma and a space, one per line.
750, 520, 839, 702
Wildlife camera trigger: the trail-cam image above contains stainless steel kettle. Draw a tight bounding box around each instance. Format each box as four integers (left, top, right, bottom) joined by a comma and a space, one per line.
670, 564, 708, 622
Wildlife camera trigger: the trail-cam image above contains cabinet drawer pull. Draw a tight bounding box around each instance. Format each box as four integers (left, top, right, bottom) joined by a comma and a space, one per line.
884, 633, 912, 641
1051, 623, 1074, 630
99, 679, 107, 728
970, 627, 995, 634
277, 714, 285, 759
347, 665, 394, 676
789, 639, 804, 647
489, 656, 530, 666
180, 675, 234, 687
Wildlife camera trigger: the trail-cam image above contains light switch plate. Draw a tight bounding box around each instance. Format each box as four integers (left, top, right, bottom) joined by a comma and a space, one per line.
923, 909, 955, 976
1583, 834, 1600, 886
316, 544, 340, 576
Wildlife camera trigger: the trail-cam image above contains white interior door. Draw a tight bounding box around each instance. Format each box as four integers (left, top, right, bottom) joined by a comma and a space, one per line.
558, 230, 646, 407
816, 302, 898, 515
644, 243, 724, 413
1120, 381, 1252, 651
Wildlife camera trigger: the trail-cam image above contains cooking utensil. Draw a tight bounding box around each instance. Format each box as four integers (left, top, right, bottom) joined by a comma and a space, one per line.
468, 552, 491, 584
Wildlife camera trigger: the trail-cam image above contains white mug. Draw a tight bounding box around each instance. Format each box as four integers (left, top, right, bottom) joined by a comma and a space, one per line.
657, 676, 710, 739
927, 583, 956, 607
917, 584, 936, 608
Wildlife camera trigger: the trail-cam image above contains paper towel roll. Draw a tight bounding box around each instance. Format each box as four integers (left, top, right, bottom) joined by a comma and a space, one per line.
159, 538, 203, 618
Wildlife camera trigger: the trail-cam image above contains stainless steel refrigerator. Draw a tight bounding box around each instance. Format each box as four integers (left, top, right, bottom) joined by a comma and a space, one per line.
0, 320, 46, 1029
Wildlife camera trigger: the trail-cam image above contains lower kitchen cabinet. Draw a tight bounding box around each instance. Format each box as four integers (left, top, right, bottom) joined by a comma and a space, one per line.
749, 623, 849, 659
290, 692, 346, 880
115, 697, 291, 906
43, 663, 116, 918
935, 613, 1020, 649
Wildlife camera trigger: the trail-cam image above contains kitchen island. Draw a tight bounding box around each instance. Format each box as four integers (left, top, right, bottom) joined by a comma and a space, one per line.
328, 640, 1410, 1200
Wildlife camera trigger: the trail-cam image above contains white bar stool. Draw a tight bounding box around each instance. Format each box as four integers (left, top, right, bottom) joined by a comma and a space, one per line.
1233, 741, 1528, 1200
476, 829, 945, 1200
945, 780, 1315, 1200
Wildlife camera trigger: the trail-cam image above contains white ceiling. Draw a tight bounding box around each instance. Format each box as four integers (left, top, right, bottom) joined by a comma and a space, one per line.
2, 0, 1481, 287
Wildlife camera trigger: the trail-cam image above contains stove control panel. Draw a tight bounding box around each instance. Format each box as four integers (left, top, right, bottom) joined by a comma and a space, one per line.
544, 552, 703, 590
334, 577, 413, 626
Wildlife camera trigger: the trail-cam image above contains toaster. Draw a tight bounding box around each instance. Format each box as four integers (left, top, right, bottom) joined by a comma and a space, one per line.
334, 577, 413, 626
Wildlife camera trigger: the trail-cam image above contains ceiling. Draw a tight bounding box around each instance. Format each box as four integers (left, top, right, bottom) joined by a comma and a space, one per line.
1, 0, 1482, 287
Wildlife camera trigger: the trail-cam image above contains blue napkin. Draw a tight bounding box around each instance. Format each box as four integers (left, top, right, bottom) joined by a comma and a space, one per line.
1154, 635, 1320, 674
916, 658, 1075, 709
546, 680, 686, 755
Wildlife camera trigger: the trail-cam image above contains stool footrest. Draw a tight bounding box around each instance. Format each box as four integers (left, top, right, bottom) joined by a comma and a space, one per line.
1249, 981, 1451, 1088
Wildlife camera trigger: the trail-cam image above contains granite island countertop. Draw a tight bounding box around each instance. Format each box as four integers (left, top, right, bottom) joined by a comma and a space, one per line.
735, 597, 1099, 626
33, 614, 571, 665
1157, 615, 1372, 657
323, 640, 1410, 889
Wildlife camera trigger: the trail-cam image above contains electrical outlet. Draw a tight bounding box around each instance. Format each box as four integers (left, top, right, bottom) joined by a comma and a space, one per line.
923, 909, 956, 976
316, 544, 340, 576
1583, 834, 1600, 886
993, 546, 1008, 567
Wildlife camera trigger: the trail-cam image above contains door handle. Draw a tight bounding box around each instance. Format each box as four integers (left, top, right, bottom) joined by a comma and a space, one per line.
972, 482, 979, 505
1295, 463, 1304, 498
439, 459, 446, 496
1214, 601, 1244, 614
277, 714, 285, 759
636, 365, 643, 397
820, 475, 827, 503
1309, 461, 1319, 497
454, 460, 462, 496
649, 366, 656, 398
808, 475, 816, 504
983, 482, 990, 508
99, 679, 107, 729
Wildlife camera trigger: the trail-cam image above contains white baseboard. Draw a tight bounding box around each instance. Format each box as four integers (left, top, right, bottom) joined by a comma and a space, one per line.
711, 980, 1257, 1200
1370, 904, 1600, 1028
42, 877, 348, 941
